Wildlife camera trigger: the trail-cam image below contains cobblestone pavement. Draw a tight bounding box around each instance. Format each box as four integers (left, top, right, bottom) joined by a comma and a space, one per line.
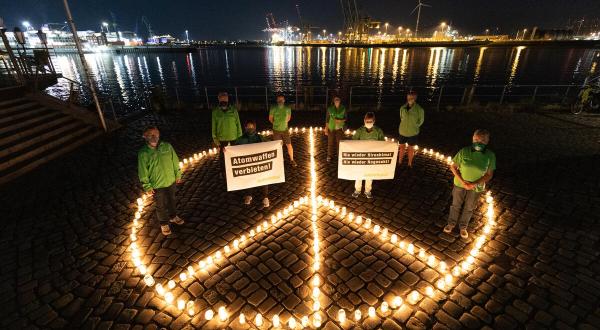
1, 110, 599, 329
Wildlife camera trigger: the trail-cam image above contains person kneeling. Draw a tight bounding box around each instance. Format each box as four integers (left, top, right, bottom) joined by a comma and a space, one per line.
235, 120, 270, 209
352, 112, 385, 199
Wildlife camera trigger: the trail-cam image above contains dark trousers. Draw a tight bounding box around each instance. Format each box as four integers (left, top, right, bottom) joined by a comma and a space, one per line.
218, 140, 234, 176
327, 129, 344, 159
244, 185, 269, 199
448, 185, 482, 229
155, 183, 177, 225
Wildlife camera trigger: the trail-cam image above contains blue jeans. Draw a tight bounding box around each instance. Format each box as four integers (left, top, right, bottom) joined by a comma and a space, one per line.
448, 185, 481, 229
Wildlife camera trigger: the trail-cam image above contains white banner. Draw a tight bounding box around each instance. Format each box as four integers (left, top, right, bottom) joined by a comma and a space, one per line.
224, 141, 285, 191
338, 140, 398, 180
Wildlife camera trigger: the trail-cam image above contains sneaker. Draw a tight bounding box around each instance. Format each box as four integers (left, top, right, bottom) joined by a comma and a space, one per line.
244, 195, 253, 205
161, 224, 172, 235
352, 190, 361, 198
460, 228, 469, 239
262, 197, 270, 208
365, 191, 373, 199
170, 216, 184, 225
290, 160, 298, 167
443, 224, 454, 234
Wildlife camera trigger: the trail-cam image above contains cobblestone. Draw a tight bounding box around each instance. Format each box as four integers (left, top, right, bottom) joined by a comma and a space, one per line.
1, 110, 599, 328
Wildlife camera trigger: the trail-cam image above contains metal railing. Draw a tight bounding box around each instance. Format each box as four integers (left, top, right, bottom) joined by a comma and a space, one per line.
146, 83, 582, 112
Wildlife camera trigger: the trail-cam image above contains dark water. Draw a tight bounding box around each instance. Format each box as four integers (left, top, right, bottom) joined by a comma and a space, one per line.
47, 46, 600, 114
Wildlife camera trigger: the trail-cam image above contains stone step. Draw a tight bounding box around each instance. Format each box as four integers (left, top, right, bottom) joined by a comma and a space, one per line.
0, 115, 74, 149
0, 128, 102, 186
0, 111, 63, 137
0, 120, 84, 159
0, 97, 29, 109
0, 125, 97, 173
0, 106, 51, 127
0, 100, 38, 113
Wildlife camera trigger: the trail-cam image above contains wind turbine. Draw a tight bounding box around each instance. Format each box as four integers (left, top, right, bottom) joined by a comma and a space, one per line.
411, 0, 431, 38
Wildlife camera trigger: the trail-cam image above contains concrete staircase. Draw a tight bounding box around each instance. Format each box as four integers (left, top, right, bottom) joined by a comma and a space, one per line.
0, 89, 104, 185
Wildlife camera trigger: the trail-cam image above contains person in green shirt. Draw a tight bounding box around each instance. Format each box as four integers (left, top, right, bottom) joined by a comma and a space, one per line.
398, 91, 425, 168
234, 119, 270, 209
324, 95, 347, 162
137, 126, 185, 236
444, 129, 496, 239
352, 112, 385, 199
212, 92, 242, 177
269, 94, 297, 167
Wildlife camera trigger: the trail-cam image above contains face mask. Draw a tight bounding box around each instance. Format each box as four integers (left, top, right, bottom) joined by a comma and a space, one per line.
245, 128, 256, 135
365, 122, 374, 129
472, 142, 486, 152
145, 136, 159, 145
219, 101, 228, 109
277, 101, 284, 106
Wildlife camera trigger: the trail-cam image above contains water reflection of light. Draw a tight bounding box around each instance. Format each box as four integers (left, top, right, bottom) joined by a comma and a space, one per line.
359, 50, 366, 83
400, 49, 409, 82
113, 56, 127, 102
508, 46, 526, 85
392, 48, 400, 85
426, 47, 444, 86
187, 53, 197, 86
320, 47, 327, 82
268, 46, 285, 91
142, 56, 151, 86
156, 56, 165, 85
336, 47, 342, 82
224, 49, 231, 79
474, 47, 487, 82
377, 48, 387, 108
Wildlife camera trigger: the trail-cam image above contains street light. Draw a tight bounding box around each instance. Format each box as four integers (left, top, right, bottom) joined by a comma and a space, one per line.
385, 22, 389, 34
22, 21, 31, 31
102, 22, 109, 33
185, 29, 189, 43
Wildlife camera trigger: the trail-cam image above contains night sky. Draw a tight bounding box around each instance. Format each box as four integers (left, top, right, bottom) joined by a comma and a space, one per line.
2, 0, 599, 40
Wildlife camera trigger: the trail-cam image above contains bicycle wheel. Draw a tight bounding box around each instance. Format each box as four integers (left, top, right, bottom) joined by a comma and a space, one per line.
570, 103, 584, 115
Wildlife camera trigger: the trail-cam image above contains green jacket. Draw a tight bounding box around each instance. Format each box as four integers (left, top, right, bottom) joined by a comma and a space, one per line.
326, 105, 347, 131
452, 146, 497, 192
137, 141, 181, 191
269, 105, 292, 132
399, 103, 425, 137
352, 126, 385, 141
212, 106, 242, 143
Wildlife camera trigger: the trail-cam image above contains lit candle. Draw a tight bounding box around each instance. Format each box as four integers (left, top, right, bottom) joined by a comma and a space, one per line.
187, 301, 195, 315
368, 306, 376, 317
437, 279, 446, 290
427, 255, 436, 266
426, 286, 435, 297
177, 299, 185, 310
239, 313, 246, 324
168, 280, 176, 289
164, 292, 174, 304
381, 301, 389, 313
143, 274, 154, 286
452, 266, 461, 276
393, 296, 403, 308
365, 218, 371, 228
407, 243, 415, 254
218, 306, 228, 321
409, 290, 420, 304
312, 275, 320, 286
338, 309, 346, 323
374, 224, 380, 234
391, 234, 398, 243
354, 309, 362, 321
273, 314, 280, 327
419, 248, 426, 259
301, 316, 309, 327
288, 317, 296, 328
313, 300, 320, 311
312, 314, 322, 327
255, 313, 263, 326
155, 284, 165, 295
205, 309, 214, 320
180, 272, 187, 281
439, 261, 447, 272
445, 274, 453, 284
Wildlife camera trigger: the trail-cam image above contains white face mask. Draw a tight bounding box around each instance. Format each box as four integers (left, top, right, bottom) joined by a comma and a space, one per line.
364, 122, 374, 129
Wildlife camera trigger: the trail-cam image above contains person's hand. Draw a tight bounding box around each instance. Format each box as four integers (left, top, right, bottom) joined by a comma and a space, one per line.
176, 179, 182, 184
147, 189, 155, 195
463, 182, 475, 190
324, 127, 329, 136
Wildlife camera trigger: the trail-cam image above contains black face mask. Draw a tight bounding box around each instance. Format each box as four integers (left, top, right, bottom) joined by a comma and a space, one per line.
219, 101, 228, 109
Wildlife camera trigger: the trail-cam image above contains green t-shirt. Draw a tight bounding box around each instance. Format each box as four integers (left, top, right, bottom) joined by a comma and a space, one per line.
137, 141, 181, 191
352, 126, 385, 141
327, 105, 347, 131
212, 106, 242, 143
269, 105, 291, 132
452, 146, 496, 192
399, 103, 425, 137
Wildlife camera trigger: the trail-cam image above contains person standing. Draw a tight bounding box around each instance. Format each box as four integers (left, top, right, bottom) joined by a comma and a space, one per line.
212, 92, 242, 177
269, 94, 297, 167
444, 129, 496, 239
138, 126, 185, 236
324, 95, 347, 162
398, 91, 424, 168
235, 120, 270, 209
352, 112, 385, 199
